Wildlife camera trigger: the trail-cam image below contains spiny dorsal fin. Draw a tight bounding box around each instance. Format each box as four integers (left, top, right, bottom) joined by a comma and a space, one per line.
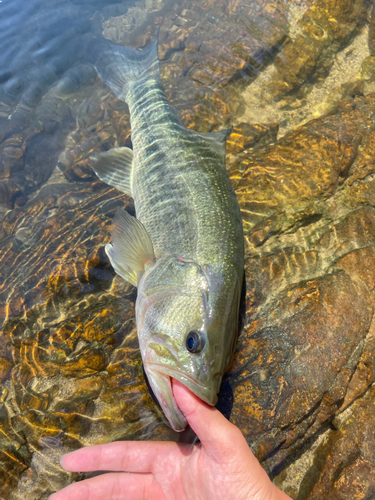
193, 127, 232, 159
91, 147, 134, 197
105, 208, 155, 287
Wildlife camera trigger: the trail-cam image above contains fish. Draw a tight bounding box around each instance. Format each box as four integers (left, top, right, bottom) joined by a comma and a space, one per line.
86, 36, 244, 432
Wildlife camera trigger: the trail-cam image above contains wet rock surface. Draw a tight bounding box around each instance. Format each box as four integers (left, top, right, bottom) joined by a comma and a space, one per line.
269, 0, 370, 100
101, 0, 289, 130
228, 92, 375, 499
0, 0, 374, 499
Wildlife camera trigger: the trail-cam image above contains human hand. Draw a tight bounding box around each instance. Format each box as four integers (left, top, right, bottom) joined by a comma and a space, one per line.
50, 380, 291, 500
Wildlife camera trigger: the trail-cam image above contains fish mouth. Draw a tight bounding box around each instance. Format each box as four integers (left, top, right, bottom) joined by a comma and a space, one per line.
144, 366, 187, 432
144, 363, 218, 432
143, 333, 219, 431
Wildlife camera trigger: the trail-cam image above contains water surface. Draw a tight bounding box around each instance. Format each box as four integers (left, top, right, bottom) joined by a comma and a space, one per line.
0, 0, 373, 498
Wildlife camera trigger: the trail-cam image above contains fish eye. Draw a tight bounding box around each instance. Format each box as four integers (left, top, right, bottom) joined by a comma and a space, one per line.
186, 331, 205, 354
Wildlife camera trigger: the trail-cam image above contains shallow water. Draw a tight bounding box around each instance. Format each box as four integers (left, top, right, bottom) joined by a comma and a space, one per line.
0, 0, 374, 498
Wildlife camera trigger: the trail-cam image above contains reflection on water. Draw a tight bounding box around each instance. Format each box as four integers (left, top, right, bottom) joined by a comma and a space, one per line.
0, 0, 374, 498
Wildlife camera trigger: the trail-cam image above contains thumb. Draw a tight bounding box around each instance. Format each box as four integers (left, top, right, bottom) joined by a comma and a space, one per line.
172, 380, 292, 500
172, 379, 241, 454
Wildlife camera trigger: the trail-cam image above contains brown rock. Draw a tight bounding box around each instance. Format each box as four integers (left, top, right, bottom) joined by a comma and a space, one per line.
268, 0, 370, 99
369, 2, 375, 56
307, 386, 375, 499
102, 0, 289, 129
0, 1, 374, 499
0, 358, 13, 383
61, 349, 107, 378
222, 95, 374, 477
226, 122, 279, 155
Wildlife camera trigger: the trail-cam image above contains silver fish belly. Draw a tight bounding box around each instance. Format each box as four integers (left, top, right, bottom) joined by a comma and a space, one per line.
87, 37, 244, 431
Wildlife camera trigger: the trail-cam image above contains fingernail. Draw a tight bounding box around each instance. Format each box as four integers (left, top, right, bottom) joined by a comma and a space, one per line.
59, 453, 66, 467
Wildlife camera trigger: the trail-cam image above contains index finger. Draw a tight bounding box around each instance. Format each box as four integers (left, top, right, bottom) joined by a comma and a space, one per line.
60, 440, 180, 473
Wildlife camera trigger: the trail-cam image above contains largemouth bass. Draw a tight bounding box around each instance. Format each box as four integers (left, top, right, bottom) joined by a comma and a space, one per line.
87, 37, 244, 431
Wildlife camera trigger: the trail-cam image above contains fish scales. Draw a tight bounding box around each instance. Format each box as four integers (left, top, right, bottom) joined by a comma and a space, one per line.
87, 37, 244, 431
129, 80, 242, 267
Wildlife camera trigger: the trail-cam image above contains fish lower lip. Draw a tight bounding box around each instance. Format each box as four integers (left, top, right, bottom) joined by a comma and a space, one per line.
142, 362, 161, 407
144, 368, 187, 432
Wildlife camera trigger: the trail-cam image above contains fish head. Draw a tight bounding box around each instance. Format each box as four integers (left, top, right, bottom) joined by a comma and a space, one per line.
136, 256, 237, 431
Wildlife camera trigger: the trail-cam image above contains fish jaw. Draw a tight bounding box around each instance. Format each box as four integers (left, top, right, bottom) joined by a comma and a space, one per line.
141, 332, 221, 431
144, 367, 187, 432
144, 359, 219, 432
145, 359, 219, 404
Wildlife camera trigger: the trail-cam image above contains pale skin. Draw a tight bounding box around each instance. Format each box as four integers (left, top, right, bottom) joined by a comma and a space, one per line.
50, 380, 292, 500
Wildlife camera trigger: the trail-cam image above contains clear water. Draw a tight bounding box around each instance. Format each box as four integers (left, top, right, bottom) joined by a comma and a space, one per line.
0, 0, 372, 498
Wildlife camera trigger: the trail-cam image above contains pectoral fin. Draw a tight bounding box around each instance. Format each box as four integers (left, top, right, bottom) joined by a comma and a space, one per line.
105, 208, 155, 287
91, 147, 134, 197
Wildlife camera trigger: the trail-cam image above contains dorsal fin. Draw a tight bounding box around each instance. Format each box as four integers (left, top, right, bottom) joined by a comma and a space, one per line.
192, 127, 232, 159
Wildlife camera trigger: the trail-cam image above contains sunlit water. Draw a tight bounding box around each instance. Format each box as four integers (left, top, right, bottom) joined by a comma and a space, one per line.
0, 0, 373, 498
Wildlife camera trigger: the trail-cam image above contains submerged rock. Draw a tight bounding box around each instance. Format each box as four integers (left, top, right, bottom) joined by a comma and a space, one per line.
268, 0, 369, 100
227, 92, 375, 499
0, 0, 374, 499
